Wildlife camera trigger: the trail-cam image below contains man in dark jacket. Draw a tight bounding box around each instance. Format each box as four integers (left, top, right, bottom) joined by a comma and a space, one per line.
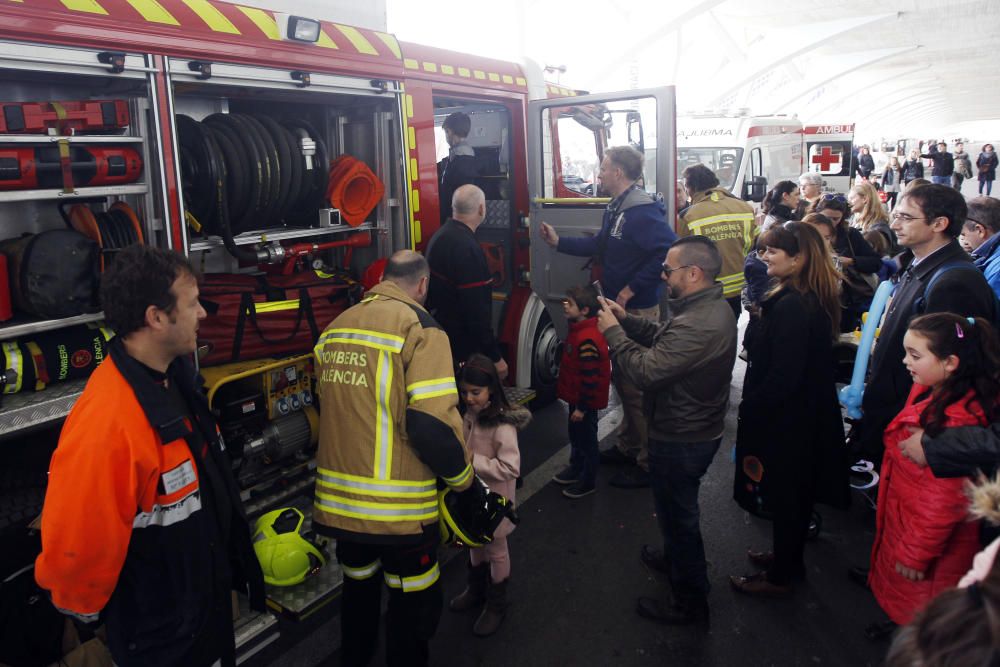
36, 245, 265, 667
437, 112, 479, 224
596, 236, 736, 625
426, 184, 507, 378
921, 142, 955, 186
540, 145, 676, 488
855, 185, 997, 463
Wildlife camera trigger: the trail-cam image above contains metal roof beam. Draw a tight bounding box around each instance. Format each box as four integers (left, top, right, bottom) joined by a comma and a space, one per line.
706, 12, 900, 108
770, 46, 919, 114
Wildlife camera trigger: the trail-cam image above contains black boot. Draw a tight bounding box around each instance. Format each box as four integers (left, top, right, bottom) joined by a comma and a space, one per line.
636, 592, 709, 627
449, 562, 489, 612
473, 579, 508, 636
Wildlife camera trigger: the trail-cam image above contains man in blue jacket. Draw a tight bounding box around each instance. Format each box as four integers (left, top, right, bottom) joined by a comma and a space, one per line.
540, 145, 675, 487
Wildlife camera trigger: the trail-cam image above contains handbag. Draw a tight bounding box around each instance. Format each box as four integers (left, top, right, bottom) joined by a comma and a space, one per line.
840, 234, 877, 302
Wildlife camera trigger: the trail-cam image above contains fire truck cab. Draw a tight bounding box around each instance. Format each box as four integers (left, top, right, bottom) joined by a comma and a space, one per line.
0, 0, 676, 654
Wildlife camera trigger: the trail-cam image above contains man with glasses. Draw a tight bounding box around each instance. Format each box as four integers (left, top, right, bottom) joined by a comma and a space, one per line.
595, 236, 736, 626
854, 185, 996, 466
677, 163, 755, 318
540, 146, 675, 489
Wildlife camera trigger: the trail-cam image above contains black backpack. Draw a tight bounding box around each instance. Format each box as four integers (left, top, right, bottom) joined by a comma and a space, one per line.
0, 229, 100, 319
912, 262, 1000, 328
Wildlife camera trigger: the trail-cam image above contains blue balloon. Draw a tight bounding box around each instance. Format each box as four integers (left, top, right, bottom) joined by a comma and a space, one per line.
839, 280, 895, 419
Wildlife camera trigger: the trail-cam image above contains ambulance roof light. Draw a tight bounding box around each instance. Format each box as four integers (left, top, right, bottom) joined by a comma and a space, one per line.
275, 14, 321, 44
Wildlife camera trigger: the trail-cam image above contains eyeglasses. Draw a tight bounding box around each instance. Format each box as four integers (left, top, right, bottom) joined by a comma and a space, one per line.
820, 194, 847, 204
661, 264, 693, 276
891, 212, 926, 223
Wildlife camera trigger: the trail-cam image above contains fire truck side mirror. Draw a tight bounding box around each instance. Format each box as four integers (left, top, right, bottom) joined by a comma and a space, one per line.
742, 176, 767, 203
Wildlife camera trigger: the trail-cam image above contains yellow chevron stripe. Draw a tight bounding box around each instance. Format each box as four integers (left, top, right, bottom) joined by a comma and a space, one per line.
374, 31, 401, 59
127, 0, 178, 24
183, 0, 239, 34
61, 0, 108, 15
236, 5, 279, 40
335, 24, 378, 55
316, 28, 339, 49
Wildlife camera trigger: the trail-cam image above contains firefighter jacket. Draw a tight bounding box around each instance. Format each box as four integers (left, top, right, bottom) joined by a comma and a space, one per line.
313, 280, 473, 544
426, 218, 501, 364
35, 338, 265, 667
678, 187, 756, 299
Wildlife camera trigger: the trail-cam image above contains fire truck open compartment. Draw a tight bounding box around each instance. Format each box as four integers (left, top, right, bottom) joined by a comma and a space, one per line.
169, 65, 407, 277
0, 42, 165, 448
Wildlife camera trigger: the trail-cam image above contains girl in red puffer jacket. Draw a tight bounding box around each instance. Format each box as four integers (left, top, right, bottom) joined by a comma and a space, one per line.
870, 313, 1000, 626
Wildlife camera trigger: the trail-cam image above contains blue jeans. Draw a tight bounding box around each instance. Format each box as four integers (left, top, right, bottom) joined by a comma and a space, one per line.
648, 437, 721, 597
931, 175, 951, 186
567, 406, 598, 486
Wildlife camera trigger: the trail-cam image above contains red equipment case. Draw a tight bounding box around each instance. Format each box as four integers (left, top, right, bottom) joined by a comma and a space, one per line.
0, 100, 130, 134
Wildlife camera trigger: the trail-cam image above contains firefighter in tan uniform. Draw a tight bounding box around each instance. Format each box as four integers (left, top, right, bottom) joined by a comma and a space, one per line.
678, 164, 756, 318
313, 250, 474, 667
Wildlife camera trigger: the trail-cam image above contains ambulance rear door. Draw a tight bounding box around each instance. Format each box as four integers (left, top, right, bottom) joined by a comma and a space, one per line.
526, 87, 676, 339
803, 123, 856, 193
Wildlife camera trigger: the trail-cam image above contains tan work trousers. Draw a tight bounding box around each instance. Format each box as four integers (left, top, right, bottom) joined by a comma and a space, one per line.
612, 303, 659, 470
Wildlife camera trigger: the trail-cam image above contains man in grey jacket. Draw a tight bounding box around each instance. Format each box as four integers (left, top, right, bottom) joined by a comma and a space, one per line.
596, 235, 737, 626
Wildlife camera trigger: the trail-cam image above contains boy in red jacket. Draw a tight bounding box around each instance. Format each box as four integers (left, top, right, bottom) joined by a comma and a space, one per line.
551, 284, 612, 498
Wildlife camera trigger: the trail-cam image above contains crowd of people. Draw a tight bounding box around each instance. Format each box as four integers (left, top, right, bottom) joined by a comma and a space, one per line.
28, 135, 1000, 667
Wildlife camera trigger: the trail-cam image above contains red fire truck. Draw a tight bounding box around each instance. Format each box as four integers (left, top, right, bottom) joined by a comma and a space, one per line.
0, 0, 676, 653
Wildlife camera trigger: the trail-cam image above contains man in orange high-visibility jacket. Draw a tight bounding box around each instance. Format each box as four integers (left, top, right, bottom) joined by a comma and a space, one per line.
313, 250, 475, 667
35, 245, 264, 667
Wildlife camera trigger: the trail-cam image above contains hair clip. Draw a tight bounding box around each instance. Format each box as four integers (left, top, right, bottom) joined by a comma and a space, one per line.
967, 317, 976, 326
956, 322, 965, 339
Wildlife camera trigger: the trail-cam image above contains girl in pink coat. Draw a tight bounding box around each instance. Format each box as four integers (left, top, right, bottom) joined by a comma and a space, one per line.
449, 353, 530, 637
870, 314, 1000, 626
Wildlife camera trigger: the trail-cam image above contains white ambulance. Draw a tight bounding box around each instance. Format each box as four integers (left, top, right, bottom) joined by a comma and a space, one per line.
677, 113, 803, 203
803, 124, 857, 194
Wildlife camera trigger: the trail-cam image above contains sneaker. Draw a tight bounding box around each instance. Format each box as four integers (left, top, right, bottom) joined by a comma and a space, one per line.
551, 466, 579, 485
562, 481, 596, 499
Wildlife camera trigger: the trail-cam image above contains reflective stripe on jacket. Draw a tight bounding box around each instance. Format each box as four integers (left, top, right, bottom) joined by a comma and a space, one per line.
35, 339, 264, 667
679, 188, 756, 298
313, 280, 471, 542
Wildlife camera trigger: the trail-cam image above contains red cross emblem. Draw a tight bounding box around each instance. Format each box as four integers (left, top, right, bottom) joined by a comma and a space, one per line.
810, 145, 842, 172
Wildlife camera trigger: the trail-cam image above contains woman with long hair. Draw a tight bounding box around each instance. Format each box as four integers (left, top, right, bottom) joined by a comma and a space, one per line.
760, 181, 799, 230
812, 194, 886, 331
881, 156, 904, 210
978, 143, 998, 196
902, 149, 924, 186
731, 222, 849, 597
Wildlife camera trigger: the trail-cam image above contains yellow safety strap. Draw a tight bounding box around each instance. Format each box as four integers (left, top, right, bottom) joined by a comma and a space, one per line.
2, 342, 22, 394
254, 299, 300, 314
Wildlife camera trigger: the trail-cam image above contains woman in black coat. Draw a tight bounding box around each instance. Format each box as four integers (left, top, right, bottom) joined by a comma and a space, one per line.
978, 144, 998, 196
902, 149, 924, 185
812, 194, 883, 332
731, 222, 849, 597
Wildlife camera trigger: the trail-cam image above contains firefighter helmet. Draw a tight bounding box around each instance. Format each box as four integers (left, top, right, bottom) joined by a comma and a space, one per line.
438, 477, 520, 548
252, 507, 326, 586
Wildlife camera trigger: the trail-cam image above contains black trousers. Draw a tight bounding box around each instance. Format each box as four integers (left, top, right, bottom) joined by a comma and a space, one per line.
336, 533, 442, 667
767, 461, 814, 585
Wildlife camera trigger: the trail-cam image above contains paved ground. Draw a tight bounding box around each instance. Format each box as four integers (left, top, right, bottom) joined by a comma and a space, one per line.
246, 337, 895, 667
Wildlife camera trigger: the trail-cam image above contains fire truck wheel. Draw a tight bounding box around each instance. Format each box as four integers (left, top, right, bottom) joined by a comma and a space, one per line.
529, 313, 560, 406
